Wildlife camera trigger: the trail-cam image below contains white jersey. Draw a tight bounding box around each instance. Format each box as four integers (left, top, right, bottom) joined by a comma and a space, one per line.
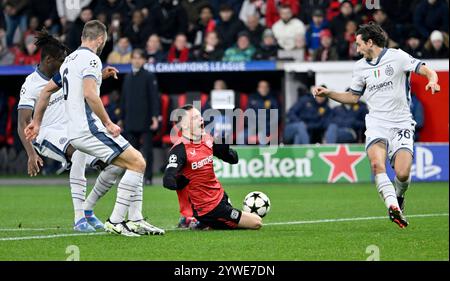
59, 47, 103, 140
350, 48, 423, 128
18, 68, 66, 128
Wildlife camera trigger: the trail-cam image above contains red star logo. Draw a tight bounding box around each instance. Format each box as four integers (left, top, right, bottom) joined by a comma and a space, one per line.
319, 145, 366, 183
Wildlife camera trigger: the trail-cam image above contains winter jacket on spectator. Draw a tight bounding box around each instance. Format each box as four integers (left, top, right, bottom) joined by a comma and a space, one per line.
146, 50, 166, 64
192, 45, 224, 61
56, 0, 92, 23
209, 0, 244, 17
223, 44, 256, 62
245, 22, 265, 47
65, 10, 93, 51
216, 15, 245, 49
326, 102, 367, 134
29, 0, 58, 29
286, 94, 331, 131
13, 47, 40, 65
93, 0, 130, 22
414, 0, 449, 39
181, 0, 211, 26
254, 43, 278, 60
167, 45, 191, 63
329, 1, 358, 37
155, 0, 188, 48
107, 44, 132, 64
306, 20, 329, 51
265, 0, 299, 28
247, 87, 279, 135
272, 17, 306, 50
239, 0, 266, 25
123, 10, 155, 49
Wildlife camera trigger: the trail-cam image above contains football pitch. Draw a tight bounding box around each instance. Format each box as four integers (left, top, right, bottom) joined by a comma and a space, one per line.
0, 182, 448, 261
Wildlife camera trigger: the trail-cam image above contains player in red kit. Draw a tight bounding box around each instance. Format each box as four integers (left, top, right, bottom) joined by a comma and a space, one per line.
163, 105, 263, 230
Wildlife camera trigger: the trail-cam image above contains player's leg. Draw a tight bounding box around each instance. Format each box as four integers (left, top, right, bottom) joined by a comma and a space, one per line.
111, 146, 165, 235
238, 212, 263, 230
393, 150, 413, 212
176, 188, 197, 228
367, 141, 408, 228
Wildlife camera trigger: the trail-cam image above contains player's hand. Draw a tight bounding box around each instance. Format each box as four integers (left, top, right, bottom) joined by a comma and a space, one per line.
24, 120, 40, 141
312, 86, 329, 97
105, 121, 121, 137
102, 66, 119, 80
425, 81, 440, 94
175, 175, 190, 189
28, 154, 44, 177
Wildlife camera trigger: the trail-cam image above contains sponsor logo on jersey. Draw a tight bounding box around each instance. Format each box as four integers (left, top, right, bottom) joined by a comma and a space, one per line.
191, 155, 214, 170
411, 147, 441, 179
367, 81, 394, 92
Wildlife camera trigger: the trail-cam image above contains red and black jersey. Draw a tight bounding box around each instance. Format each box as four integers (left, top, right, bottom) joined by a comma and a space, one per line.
163, 134, 238, 216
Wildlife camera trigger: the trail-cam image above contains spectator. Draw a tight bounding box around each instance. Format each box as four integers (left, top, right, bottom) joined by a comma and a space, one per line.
167, 33, 191, 63
336, 20, 359, 60
222, 31, 256, 62
272, 5, 306, 51
123, 9, 154, 49
189, 4, 216, 47
312, 29, 339, 61
2, 0, 29, 47
56, 0, 93, 30
423, 30, 449, 59
254, 28, 279, 60
372, 9, 399, 48
192, 30, 224, 61
155, 0, 188, 50
265, 0, 299, 28
414, 0, 449, 40
403, 30, 425, 59
215, 4, 245, 49
106, 37, 132, 64
306, 9, 329, 53
120, 49, 160, 185
93, 0, 129, 23
181, 0, 210, 28
0, 30, 14, 65
105, 90, 121, 124
23, 16, 40, 41
242, 80, 279, 144
13, 33, 41, 65
410, 92, 424, 141
29, 0, 58, 34
284, 88, 331, 144
145, 34, 166, 63
209, 0, 243, 18
239, 0, 266, 26
329, 1, 357, 38
324, 101, 368, 144
65, 7, 93, 51
299, 0, 330, 24
244, 15, 264, 47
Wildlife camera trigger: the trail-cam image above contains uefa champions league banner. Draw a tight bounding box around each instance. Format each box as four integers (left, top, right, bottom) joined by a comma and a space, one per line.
214, 143, 449, 184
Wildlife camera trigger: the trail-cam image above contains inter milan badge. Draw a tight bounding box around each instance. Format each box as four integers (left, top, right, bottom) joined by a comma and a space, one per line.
89, 59, 98, 68
385, 64, 394, 76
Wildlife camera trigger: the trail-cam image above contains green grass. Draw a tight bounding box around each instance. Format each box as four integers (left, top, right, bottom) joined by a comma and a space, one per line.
0, 182, 448, 261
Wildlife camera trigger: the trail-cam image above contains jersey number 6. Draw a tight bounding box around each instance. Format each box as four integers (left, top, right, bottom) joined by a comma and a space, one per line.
62, 68, 69, 100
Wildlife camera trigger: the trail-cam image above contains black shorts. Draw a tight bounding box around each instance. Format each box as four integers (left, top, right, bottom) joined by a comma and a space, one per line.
194, 192, 242, 230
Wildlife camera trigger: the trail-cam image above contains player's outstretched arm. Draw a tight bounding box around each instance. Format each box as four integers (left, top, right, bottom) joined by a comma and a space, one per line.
213, 140, 239, 164
17, 109, 43, 176
163, 143, 188, 190
312, 86, 361, 104
24, 80, 60, 141
417, 65, 440, 94
83, 77, 120, 137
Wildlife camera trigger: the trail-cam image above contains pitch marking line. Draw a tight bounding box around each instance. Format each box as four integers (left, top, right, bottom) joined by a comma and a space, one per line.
0, 213, 447, 241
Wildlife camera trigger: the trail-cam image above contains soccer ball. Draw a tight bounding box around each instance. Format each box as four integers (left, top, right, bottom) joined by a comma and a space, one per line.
242, 191, 271, 217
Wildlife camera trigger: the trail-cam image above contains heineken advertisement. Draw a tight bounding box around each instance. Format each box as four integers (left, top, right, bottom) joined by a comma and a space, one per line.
214, 144, 371, 184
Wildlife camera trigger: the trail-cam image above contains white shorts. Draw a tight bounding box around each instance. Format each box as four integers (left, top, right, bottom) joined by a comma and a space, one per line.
365, 124, 415, 165
70, 131, 130, 165
33, 125, 70, 167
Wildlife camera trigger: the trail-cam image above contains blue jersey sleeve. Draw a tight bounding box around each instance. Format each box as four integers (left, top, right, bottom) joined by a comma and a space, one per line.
52, 72, 62, 88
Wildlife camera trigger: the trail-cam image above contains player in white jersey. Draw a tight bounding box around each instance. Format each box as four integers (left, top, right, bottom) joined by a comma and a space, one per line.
17, 30, 126, 233
313, 23, 440, 228
25, 21, 164, 236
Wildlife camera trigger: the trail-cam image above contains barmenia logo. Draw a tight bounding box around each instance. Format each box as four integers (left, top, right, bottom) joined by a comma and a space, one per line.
214, 152, 313, 178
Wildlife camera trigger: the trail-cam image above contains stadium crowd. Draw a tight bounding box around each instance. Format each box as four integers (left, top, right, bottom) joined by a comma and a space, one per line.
0, 0, 449, 65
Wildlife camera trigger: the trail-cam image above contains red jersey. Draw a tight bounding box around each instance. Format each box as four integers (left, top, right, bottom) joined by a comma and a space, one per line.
163, 134, 239, 216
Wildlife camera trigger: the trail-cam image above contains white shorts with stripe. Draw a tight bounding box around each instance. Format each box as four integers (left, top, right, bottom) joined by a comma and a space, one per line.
365, 123, 415, 166
33, 125, 70, 167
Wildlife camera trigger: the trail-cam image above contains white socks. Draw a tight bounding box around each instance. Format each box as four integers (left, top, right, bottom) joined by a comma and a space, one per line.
394, 176, 410, 198
83, 165, 124, 211
128, 185, 144, 222
69, 150, 87, 223
375, 173, 399, 209
110, 170, 144, 224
